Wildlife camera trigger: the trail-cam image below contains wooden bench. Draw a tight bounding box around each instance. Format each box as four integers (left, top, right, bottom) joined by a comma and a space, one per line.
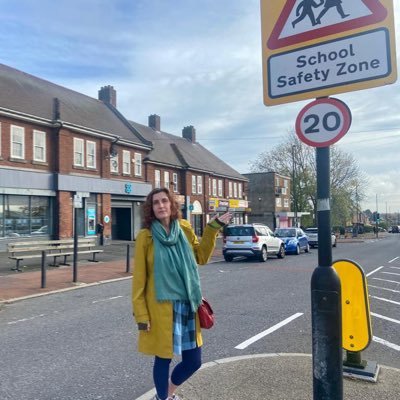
8, 238, 103, 272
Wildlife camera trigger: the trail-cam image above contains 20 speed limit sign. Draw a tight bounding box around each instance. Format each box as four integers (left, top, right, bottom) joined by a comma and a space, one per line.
295, 97, 352, 147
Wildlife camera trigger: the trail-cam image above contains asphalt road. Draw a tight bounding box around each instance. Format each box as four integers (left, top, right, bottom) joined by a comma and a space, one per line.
0, 234, 399, 399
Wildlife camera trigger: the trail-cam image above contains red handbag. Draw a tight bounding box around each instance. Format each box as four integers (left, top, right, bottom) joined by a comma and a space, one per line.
198, 297, 214, 329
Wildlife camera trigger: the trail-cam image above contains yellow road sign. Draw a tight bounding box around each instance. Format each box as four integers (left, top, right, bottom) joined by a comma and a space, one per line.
260, 0, 397, 106
333, 259, 372, 352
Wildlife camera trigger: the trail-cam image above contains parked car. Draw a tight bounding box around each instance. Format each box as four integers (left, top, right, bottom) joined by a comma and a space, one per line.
391, 225, 400, 233
274, 227, 309, 255
223, 223, 285, 262
31, 225, 48, 235
304, 227, 337, 248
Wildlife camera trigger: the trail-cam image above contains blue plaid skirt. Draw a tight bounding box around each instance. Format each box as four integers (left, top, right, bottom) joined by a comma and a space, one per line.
173, 301, 196, 355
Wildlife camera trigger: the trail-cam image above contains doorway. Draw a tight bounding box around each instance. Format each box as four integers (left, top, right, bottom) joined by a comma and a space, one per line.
111, 208, 132, 240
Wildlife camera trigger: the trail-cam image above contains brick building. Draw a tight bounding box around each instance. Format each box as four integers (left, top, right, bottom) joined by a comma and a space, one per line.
0, 64, 247, 248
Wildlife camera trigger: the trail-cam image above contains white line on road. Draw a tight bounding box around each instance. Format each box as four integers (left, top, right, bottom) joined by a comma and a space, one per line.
366, 266, 384, 277
92, 295, 124, 304
235, 312, 303, 350
388, 257, 399, 263
7, 314, 46, 325
373, 336, 400, 352
370, 295, 400, 306
368, 285, 400, 294
381, 271, 400, 276
389, 267, 400, 270
371, 312, 400, 325
371, 278, 400, 284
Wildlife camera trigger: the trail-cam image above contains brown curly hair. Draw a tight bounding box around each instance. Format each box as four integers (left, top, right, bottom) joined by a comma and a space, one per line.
142, 187, 182, 229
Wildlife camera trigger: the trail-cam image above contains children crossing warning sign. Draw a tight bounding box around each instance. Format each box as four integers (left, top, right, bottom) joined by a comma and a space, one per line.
260, 0, 397, 106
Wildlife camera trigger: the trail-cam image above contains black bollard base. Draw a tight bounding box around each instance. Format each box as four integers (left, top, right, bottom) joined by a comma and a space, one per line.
343, 361, 380, 382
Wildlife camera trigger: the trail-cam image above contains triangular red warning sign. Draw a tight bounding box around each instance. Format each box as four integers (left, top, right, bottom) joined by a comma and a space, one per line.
268, 0, 387, 50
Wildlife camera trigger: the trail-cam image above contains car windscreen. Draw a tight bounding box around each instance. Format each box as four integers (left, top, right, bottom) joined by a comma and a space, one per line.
305, 229, 318, 233
275, 229, 295, 237
225, 227, 254, 236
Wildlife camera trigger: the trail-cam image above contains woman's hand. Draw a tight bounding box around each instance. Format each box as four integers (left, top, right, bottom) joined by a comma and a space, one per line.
213, 212, 232, 226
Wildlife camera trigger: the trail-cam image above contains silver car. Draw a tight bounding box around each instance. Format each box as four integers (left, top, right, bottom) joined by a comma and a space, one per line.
305, 227, 337, 248
223, 223, 285, 262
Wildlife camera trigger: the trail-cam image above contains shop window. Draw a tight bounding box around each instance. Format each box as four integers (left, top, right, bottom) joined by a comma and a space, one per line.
1, 195, 52, 237
33, 130, 46, 162
11, 125, 25, 159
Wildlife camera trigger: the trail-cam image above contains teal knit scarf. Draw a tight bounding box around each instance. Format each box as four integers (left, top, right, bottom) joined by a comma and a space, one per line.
151, 219, 202, 312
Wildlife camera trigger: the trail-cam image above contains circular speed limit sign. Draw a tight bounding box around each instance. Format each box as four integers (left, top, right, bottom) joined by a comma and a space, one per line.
295, 97, 352, 147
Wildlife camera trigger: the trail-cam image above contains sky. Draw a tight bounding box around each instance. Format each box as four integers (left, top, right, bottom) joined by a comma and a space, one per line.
0, 0, 399, 213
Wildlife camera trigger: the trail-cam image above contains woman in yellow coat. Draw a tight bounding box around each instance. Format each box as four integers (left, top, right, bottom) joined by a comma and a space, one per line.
132, 187, 231, 400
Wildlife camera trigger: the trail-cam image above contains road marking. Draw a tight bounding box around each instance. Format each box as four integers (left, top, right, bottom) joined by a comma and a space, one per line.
371, 312, 400, 325
234, 312, 303, 350
389, 267, 400, 270
381, 271, 400, 276
388, 256, 399, 263
371, 278, 400, 284
368, 285, 400, 294
8, 314, 46, 325
370, 295, 400, 306
366, 266, 384, 277
373, 336, 400, 352
92, 295, 124, 304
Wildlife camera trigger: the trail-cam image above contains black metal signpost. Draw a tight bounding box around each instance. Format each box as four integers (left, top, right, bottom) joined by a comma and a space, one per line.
311, 147, 342, 399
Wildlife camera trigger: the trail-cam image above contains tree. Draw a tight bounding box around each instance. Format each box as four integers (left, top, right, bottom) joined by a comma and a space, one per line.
249, 131, 368, 227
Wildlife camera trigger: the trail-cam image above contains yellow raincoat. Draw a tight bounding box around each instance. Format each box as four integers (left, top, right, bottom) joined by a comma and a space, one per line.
132, 219, 220, 358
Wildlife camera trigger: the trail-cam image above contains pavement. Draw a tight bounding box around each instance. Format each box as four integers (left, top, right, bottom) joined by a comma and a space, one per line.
1, 233, 399, 400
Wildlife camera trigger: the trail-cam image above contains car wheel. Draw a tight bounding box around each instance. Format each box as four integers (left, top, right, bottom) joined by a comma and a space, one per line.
224, 255, 233, 262
277, 245, 285, 259
295, 244, 300, 255
305, 243, 310, 253
259, 246, 268, 262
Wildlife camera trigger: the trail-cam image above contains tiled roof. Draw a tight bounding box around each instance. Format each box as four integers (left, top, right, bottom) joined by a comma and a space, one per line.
129, 120, 246, 181
0, 64, 147, 146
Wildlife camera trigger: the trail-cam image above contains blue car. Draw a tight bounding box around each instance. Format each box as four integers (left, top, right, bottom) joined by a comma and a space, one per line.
274, 228, 310, 255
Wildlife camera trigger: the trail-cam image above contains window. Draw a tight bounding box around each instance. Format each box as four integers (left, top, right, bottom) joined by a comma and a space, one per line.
238, 183, 242, 198
192, 176, 197, 194
281, 187, 287, 195
172, 173, 178, 192
209, 178, 211, 195
164, 171, 170, 189
218, 180, 223, 197
276, 197, 282, 207
11, 125, 25, 159
33, 130, 46, 162
134, 152, 142, 176
197, 176, 202, 194
0, 122, 2, 156
155, 170, 161, 188
233, 182, 238, 198
86, 141, 96, 168
275, 177, 280, 186
229, 182, 233, 198
73, 138, 84, 166
284, 198, 289, 207
110, 154, 119, 173
212, 179, 217, 196
122, 150, 131, 174
284, 179, 288, 188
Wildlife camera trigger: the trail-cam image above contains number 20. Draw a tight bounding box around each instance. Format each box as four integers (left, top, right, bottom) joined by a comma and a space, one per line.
304, 112, 341, 134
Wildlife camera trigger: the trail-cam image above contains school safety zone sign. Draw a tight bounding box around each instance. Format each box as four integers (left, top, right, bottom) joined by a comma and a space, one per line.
268, 28, 391, 99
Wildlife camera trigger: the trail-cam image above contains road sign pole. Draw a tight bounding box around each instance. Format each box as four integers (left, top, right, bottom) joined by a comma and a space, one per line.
311, 146, 343, 399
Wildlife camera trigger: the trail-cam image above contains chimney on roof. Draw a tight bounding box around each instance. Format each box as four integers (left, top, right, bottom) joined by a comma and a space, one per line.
98, 85, 117, 107
148, 114, 161, 131
182, 126, 196, 143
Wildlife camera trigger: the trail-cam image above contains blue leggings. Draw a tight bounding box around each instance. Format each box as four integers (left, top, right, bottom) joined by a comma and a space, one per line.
153, 346, 202, 400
